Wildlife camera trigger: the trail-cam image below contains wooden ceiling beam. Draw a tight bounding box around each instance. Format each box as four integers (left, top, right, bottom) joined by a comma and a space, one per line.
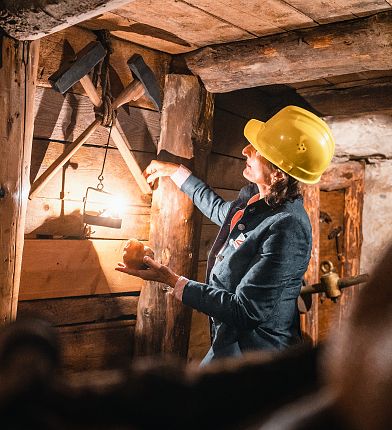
0, 0, 135, 40
300, 82, 392, 116
182, 11, 392, 93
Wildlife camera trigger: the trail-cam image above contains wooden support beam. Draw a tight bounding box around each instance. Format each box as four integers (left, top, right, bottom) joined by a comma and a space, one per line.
300, 82, 392, 116
29, 119, 101, 199
0, 36, 40, 324
1, 0, 135, 41
183, 11, 392, 93
301, 185, 320, 345
134, 75, 214, 358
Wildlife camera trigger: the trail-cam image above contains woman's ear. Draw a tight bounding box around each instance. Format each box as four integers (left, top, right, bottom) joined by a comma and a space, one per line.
271, 169, 284, 184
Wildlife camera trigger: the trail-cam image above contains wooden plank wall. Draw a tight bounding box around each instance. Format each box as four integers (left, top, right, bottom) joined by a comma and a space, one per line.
17, 27, 170, 373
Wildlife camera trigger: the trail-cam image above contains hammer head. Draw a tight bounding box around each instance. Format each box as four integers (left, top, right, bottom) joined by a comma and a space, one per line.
127, 54, 162, 111
49, 41, 106, 94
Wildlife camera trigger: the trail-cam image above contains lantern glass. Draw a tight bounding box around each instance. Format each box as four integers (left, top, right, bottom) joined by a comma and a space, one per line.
82, 187, 123, 229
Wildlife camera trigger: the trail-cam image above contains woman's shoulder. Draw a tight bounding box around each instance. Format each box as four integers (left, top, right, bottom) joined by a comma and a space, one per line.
270, 199, 312, 233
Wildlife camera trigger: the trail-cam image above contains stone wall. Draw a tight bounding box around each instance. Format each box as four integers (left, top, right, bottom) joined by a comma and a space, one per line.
327, 113, 392, 274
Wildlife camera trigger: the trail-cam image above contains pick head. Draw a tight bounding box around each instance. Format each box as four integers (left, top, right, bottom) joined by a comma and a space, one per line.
127, 54, 162, 111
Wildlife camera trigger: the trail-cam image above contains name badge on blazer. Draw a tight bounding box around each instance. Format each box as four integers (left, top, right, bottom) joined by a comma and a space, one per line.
230, 233, 246, 249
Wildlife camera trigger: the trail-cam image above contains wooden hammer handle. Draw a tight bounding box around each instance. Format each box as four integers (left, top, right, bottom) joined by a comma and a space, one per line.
112, 80, 145, 110
29, 119, 101, 199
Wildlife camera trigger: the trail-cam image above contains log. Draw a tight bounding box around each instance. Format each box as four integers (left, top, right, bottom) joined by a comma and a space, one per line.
19, 239, 145, 300
183, 11, 392, 93
1, 0, 136, 41
134, 75, 214, 358
0, 36, 40, 324
301, 184, 320, 344
300, 82, 392, 116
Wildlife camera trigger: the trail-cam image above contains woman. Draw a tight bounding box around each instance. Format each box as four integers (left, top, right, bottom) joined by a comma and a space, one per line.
116, 106, 335, 365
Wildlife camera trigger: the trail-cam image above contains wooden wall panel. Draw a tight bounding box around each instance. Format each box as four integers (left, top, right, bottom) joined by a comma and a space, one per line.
18, 293, 138, 326
25, 197, 150, 240
30, 140, 154, 201
33, 87, 160, 152
20, 239, 145, 300
59, 320, 135, 372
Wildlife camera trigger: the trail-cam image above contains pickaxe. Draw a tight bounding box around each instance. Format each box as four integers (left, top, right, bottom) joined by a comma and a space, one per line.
29, 48, 161, 199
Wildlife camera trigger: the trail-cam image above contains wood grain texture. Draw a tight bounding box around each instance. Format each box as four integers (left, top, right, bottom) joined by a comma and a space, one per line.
25, 196, 150, 240
301, 184, 320, 344
18, 293, 138, 325
33, 87, 160, 152
113, 0, 253, 47
1, 0, 134, 40
0, 36, 40, 323
135, 75, 214, 358
184, 12, 392, 93
207, 153, 247, 190
30, 139, 154, 204
37, 26, 170, 111
187, 0, 314, 35
300, 82, 392, 116
80, 12, 195, 54
317, 161, 365, 342
287, 0, 391, 24
59, 320, 135, 372
317, 190, 345, 342
19, 239, 145, 300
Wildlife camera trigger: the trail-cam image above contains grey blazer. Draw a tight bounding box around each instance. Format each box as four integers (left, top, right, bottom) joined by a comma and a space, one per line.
180, 175, 312, 365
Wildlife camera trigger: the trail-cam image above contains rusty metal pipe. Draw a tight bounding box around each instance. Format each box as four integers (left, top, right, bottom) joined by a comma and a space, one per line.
300, 273, 369, 296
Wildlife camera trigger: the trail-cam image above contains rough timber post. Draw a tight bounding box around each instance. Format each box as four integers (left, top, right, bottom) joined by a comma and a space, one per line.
301, 185, 320, 344
134, 75, 214, 358
0, 36, 40, 324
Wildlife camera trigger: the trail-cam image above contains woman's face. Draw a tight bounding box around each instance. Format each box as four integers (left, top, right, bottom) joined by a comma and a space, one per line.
242, 143, 276, 188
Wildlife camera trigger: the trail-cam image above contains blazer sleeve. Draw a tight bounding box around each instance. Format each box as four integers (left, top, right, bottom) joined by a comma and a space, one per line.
180, 174, 233, 227
181, 215, 311, 330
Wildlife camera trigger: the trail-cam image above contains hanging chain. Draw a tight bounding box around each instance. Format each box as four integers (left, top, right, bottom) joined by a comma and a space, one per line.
92, 30, 116, 128
91, 30, 117, 190
96, 123, 113, 190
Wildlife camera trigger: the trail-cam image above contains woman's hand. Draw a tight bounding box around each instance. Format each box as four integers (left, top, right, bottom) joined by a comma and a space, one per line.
143, 160, 180, 185
115, 256, 180, 288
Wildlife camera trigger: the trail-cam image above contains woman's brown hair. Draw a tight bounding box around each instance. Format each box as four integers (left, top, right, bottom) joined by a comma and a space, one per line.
264, 159, 302, 208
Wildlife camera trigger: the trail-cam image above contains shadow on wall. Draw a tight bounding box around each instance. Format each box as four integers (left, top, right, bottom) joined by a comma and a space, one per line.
19, 212, 139, 373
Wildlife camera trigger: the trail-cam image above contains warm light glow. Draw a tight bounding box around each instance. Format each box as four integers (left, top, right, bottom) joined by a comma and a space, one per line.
100, 195, 126, 219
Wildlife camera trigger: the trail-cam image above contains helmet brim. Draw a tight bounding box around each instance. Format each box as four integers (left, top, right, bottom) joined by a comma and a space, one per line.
244, 119, 265, 148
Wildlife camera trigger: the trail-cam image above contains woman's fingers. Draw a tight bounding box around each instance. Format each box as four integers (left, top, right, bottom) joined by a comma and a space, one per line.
145, 171, 160, 184
115, 266, 139, 276
143, 256, 162, 270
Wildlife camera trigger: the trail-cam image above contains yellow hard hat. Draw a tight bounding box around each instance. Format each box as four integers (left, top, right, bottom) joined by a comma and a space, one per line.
244, 105, 335, 184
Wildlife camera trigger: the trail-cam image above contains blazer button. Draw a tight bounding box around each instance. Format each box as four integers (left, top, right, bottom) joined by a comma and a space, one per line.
249, 207, 255, 213
238, 223, 245, 231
